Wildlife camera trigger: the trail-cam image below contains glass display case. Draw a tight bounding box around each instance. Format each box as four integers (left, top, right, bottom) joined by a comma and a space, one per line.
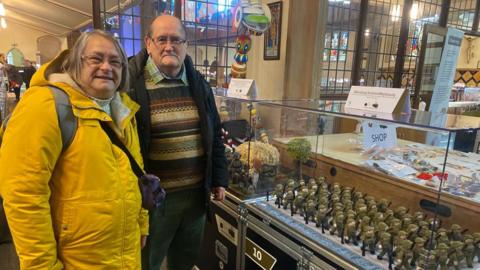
204, 92, 480, 270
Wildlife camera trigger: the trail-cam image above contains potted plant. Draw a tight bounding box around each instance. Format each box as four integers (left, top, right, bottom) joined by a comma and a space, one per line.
286, 138, 311, 180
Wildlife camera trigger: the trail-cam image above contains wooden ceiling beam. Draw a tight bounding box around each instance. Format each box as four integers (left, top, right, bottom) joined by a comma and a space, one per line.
3, 3, 73, 30
41, 0, 91, 17
3, 17, 62, 36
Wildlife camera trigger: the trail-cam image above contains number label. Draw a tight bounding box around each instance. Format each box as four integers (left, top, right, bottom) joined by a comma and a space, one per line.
252, 247, 262, 261
245, 238, 277, 270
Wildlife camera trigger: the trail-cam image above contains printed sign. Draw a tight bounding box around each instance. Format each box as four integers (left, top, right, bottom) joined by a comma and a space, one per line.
429, 28, 464, 114
245, 238, 277, 270
345, 86, 408, 114
228, 78, 257, 99
362, 121, 397, 149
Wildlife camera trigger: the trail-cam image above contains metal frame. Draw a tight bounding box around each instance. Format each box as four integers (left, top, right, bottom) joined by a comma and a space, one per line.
351, 0, 368, 86
88, 0, 480, 99
180, 0, 239, 87
214, 192, 344, 270
394, 0, 414, 88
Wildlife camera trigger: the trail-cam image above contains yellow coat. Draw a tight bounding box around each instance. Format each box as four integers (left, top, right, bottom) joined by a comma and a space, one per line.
0, 51, 148, 269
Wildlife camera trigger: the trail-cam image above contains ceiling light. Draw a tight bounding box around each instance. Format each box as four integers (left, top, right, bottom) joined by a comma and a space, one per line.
1, 17, 6, 29
0, 3, 5, 16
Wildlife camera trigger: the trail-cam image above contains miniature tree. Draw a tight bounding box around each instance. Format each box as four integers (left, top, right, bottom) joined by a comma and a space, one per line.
286, 138, 311, 179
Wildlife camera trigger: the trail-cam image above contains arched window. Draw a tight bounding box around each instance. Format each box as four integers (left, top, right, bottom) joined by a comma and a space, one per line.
6, 48, 25, 66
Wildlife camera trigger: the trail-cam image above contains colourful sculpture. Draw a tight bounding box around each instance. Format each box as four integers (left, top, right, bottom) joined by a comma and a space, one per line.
230, 0, 271, 79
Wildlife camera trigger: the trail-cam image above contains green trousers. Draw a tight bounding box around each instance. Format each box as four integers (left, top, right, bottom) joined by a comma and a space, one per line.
142, 188, 206, 270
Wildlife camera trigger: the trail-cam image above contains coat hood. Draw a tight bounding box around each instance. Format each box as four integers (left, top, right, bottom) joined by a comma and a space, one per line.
30, 50, 139, 131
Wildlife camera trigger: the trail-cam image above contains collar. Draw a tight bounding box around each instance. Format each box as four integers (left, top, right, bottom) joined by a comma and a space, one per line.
145, 56, 188, 85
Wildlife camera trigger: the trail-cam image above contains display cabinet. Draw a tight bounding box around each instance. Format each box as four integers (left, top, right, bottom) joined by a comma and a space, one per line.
198, 92, 480, 270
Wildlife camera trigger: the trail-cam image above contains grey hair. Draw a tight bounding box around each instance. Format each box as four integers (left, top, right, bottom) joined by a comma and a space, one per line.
62, 30, 129, 92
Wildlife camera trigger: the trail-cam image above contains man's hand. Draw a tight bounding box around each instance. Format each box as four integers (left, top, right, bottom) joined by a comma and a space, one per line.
212, 187, 226, 201
141, 235, 147, 249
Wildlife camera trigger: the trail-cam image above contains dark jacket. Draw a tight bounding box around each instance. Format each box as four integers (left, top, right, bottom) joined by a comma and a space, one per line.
5, 65, 23, 85
128, 48, 228, 196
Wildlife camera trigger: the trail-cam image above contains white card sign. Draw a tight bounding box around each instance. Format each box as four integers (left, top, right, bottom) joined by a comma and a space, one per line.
362, 121, 397, 149
345, 86, 407, 113
228, 78, 257, 99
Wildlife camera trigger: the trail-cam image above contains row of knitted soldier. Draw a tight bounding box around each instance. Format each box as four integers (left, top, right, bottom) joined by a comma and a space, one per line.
271, 177, 480, 269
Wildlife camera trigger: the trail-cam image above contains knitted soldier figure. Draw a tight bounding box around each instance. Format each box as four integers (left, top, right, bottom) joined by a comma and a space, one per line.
330, 212, 345, 237
304, 199, 316, 224
410, 237, 425, 267
358, 216, 371, 242
413, 211, 425, 224
307, 178, 317, 190
383, 208, 394, 223
473, 232, 480, 263
463, 235, 475, 268
344, 217, 358, 245
315, 204, 330, 233
394, 206, 407, 220
377, 198, 390, 213
361, 226, 376, 256
293, 190, 306, 215
450, 224, 463, 242
447, 241, 465, 270
283, 190, 294, 212
394, 239, 413, 270
356, 203, 368, 220
416, 249, 437, 270
394, 230, 408, 254
273, 183, 284, 208
437, 228, 450, 246
377, 231, 392, 260
435, 243, 449, 270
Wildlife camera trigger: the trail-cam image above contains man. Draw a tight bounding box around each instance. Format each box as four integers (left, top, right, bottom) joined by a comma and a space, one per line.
5, 64, 23, 101
128, 15, 228, 270
209, 56, 218, 74
22, 60, 36, 89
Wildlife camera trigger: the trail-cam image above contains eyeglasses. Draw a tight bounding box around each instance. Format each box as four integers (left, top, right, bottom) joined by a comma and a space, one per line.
150, 36, 187, 46
81, 54, 123, 69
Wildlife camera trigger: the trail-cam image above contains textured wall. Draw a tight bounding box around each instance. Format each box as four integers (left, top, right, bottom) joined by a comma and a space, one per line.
37, 35, 62, 64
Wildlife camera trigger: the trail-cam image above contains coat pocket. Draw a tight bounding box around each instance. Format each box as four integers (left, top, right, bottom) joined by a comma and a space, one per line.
52, 203, 75, 247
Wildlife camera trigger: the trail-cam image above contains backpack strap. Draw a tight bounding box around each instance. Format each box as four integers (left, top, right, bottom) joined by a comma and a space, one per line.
0, 114, 10, 145
48, 86, 77, 152
0, 86, 77, 151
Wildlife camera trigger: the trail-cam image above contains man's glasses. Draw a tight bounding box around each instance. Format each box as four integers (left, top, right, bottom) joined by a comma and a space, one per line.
81, 54, 123, 69
150, 36, 187, 46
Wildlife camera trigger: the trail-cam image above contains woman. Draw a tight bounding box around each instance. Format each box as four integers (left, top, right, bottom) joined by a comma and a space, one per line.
0, 30, 148, 269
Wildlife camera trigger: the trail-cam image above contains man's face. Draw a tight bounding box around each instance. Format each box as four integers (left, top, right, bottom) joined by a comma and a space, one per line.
79, 36, 122, 99
145, 16, 187, 77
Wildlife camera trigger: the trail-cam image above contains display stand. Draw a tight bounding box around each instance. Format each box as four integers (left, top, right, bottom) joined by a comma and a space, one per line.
199, 192, 381, 270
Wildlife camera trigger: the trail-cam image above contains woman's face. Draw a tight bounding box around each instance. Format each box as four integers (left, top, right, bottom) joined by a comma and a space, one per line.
78, 36, 122, 99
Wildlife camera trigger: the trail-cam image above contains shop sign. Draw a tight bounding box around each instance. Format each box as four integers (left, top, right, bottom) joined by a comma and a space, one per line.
362, 121, 397, 149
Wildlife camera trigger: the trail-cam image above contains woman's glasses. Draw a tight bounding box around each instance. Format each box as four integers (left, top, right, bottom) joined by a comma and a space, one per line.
81, 54, 123, 69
